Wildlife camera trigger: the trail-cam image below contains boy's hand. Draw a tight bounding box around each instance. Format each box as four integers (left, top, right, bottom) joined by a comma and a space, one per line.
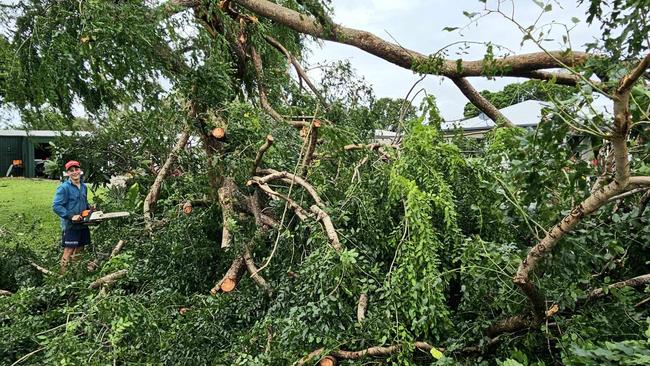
71, 214, 82, 222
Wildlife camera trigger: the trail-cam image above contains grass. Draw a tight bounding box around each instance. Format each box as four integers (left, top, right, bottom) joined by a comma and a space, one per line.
0, 178, 101, 258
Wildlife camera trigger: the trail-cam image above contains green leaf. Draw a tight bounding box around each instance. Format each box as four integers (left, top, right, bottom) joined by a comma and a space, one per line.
430, 347, 444, 360
442, 27, 459, 32
571, 17, 580, 24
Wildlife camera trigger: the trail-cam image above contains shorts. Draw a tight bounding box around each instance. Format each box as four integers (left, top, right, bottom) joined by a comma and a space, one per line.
61, 227, 91, 248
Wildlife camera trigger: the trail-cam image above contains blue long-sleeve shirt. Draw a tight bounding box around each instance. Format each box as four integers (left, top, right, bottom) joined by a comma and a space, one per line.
52, 179, 90, 231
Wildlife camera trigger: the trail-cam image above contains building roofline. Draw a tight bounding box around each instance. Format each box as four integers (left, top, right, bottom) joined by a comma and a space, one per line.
0, 129, 92, 137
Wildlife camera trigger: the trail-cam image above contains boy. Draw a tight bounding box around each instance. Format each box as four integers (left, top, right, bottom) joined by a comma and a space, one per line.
52, 160, 91, 273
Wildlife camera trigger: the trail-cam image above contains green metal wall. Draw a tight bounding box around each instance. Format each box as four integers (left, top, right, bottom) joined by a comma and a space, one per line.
0, 136, 25, 177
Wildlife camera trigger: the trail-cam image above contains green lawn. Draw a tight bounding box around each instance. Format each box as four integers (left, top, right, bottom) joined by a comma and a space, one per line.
0, 178, 101, 257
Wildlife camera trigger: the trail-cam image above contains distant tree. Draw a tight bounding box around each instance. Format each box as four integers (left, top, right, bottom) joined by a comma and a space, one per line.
463, 80, 577, 118
368, 97, 417, 131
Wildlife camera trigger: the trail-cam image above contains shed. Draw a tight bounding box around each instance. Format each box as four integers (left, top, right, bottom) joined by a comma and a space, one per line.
0, 130, 91, 178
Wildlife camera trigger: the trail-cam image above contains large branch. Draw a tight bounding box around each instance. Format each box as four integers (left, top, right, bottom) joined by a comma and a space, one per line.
511, 53, 649, 320
143, 128, 191, 222
309, 205, 342, 252
451, 77, 515, 127
232, 0, 589, 80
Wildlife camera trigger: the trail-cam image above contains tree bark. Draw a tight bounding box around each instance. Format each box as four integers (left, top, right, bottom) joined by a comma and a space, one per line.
251, 135, 274, 176
310, 205, 342, 252
210, 257, 246, 294
110, 240, 126, 258
357, 293, 368, 323
218, 178, 238, 249
451, 77, 515, 127
299, 120, 321, 176
232, 0, 588, 80
511, 53, 649, 320
588, 273, 650, 300
143, 129, 191, 221
244, 245, 273, 296
89, 269, 128, 289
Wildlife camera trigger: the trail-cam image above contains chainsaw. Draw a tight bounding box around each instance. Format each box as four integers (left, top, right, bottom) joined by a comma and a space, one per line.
75, 209, 130, 225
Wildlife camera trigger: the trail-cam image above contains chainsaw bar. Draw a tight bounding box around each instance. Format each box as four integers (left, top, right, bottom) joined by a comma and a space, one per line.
84, 211, 130, 224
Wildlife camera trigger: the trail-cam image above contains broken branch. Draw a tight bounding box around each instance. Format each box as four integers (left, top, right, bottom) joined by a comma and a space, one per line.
89, 269, 128, 289
110, 240, 126, 258
218, 178, 237, 249
255, 169, 324, 207
249, 179, 310, 220
29, 261, 55, 276
210, 257, 246, 294
250, 46, 285, 123
310, 205, 342, 252
357, 293, 368, 323
264, 35, 327, 105
251, 135, 275, 176
244, 245, 273, 296
588, 273, 650, 300
299, 120, 321, 176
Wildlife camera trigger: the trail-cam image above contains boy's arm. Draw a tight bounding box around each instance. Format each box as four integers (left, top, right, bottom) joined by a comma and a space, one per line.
52, 185, 73, 219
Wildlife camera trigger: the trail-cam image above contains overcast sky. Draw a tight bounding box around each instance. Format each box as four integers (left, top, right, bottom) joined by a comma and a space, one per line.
306, 0, 601, 120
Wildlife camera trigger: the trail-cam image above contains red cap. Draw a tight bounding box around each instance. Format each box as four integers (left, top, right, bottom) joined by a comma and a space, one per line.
65, 160, 81, 170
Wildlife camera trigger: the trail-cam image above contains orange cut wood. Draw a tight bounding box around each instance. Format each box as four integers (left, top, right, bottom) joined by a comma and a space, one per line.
212, 127, 226, 139
319, 356, 336, 366
220, 278, 237, 292
182, 202, 193, 215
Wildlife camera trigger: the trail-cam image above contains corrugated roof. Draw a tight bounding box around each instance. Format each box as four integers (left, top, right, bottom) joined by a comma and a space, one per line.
0, 129, 92, 137
441, 98, 613, 132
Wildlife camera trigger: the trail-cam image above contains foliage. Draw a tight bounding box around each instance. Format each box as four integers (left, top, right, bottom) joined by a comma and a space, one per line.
580, 0, 650, 58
